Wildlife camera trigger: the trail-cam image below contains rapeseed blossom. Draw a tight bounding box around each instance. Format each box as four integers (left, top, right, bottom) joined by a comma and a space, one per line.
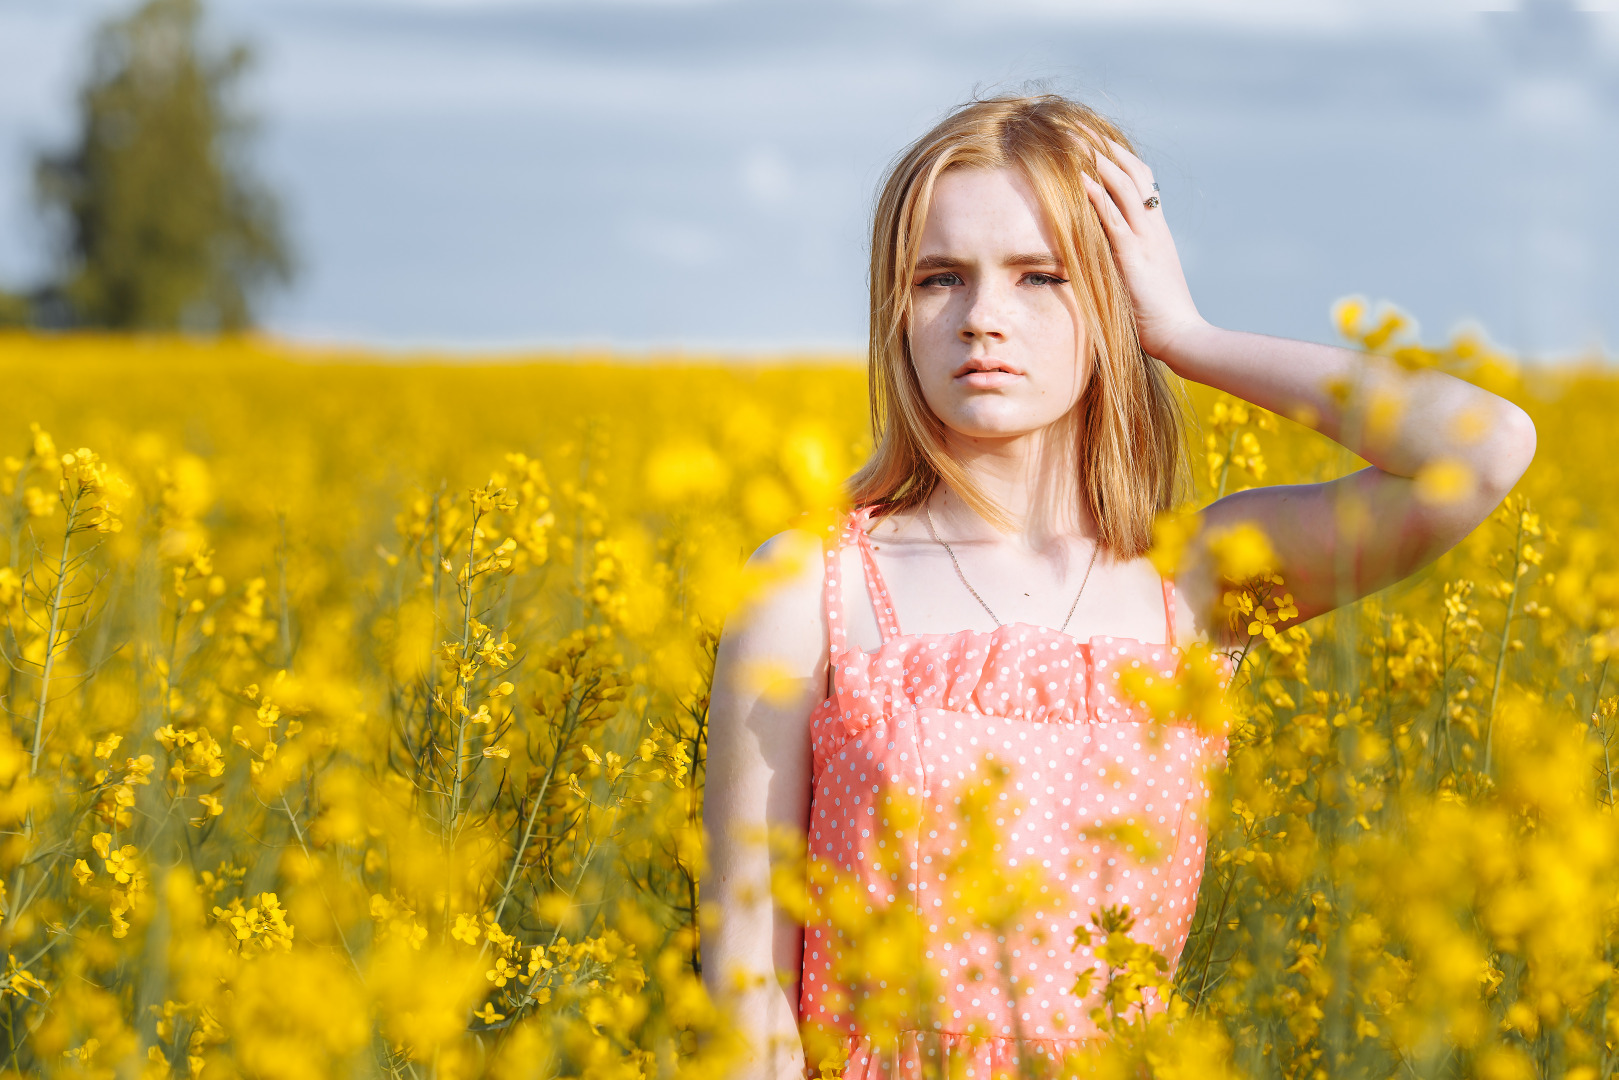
0, 309, 1608, 1079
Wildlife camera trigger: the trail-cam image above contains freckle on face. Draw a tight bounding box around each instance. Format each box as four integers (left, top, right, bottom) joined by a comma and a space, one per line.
908, 166, 1090, 443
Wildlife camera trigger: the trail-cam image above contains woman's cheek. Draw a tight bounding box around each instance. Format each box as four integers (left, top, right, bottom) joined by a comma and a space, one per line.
909, 323, 954, 384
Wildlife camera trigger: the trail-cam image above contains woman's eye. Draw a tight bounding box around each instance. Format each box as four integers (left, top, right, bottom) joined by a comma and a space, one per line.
917, 273, 962, 288
1024, 272, 1069, 286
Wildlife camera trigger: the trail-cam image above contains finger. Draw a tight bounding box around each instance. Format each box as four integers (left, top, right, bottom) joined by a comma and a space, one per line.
1081, 172, 1134, 248
1097, 144, 1168, 226
1072, 126, 1145, 199
1104, 138, 1162, 216
1072, 123, 1106, 153
1091, 151, 1146, 231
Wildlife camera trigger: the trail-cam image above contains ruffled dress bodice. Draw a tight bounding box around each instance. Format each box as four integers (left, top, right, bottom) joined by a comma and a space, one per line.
797, 508, 1228, 1079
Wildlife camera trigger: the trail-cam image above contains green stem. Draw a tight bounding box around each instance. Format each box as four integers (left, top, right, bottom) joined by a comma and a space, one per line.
1215, 428, 1237, 500
1435, 601, 1452, 789
1484, 508, 1528, 774
276, 513, 293, 669
1190, 862, 1240, 1009
30, 490, 83, 779
13, 489, 86, 920
484, 683, 586, 943
423, 491, 443, 765
1593, 660, 1612, 807
280, 793, 365, 979
448, 507, 485, 848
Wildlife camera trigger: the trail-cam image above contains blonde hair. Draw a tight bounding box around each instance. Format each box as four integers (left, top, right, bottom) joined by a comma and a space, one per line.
847, 93, 1190, 558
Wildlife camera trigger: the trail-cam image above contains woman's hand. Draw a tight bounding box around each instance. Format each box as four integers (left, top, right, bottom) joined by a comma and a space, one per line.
1080, 138, 1209, 365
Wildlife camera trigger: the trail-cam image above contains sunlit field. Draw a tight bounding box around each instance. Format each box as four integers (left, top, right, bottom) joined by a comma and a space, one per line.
0, 309, 1616, 1080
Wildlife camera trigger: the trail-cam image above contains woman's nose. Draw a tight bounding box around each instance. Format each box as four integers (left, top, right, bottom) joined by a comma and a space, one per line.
959, 285, 1008, 342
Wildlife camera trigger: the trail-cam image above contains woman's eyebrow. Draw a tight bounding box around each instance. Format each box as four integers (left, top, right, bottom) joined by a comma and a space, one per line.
1003, 251, 1061, 268
913, 251, 1062, 271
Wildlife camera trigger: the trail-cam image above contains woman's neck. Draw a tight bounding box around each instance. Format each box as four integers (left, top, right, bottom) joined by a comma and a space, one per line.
932, 414, 1097, 552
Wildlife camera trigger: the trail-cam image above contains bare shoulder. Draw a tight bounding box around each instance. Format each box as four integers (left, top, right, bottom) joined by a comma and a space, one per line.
718, 527, 830, 678
742, 527, 828, 614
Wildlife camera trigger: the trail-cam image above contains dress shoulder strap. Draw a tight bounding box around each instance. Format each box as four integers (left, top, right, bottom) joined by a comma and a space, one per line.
851, 507, 902, 644
821, 507, 902, 658
822, 518, 850, 657
1160, 574, 1178, 649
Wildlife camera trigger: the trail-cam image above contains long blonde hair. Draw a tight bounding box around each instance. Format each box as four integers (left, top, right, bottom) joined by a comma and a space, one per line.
847, 93, 1190, 558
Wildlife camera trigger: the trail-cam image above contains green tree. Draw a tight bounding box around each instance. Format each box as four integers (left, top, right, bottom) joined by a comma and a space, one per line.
35, 0, 291, 331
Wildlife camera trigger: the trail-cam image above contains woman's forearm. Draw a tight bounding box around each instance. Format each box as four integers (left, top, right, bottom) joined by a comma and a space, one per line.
701, 706, 814, 1080
700, 919, 808, 1079
1156, 321, 1535, 497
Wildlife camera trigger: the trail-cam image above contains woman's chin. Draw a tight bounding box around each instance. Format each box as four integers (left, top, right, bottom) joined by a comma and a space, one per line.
939, 414, 1066, 443
925, 390, 1078, 440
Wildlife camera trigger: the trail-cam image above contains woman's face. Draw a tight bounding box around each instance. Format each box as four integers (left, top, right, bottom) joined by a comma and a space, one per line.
907, 166, 1089, 444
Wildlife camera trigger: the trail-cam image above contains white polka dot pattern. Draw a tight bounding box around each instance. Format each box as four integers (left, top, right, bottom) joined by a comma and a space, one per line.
798, 508, 1232, 1077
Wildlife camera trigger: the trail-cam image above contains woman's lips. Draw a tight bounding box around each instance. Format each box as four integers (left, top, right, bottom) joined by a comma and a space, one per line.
955, 369, 1022, 389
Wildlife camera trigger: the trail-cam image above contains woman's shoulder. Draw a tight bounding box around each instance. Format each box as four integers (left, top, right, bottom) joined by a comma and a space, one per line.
742, 507, 869, 589
720, 526, 833, 665
745, 527, 826, 586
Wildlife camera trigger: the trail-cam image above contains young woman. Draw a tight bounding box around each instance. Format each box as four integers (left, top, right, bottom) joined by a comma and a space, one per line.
700, 94, 1535, 1079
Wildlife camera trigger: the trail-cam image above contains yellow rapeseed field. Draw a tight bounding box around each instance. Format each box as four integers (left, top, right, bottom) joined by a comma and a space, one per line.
0, 303, 1615, 1080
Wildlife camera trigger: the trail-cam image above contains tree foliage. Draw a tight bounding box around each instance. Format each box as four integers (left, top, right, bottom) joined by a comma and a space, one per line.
35, 0, 291, 331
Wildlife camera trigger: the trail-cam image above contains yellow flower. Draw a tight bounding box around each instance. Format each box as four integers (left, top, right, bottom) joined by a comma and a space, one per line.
451, 914, 481, 945
212, 892, 295, 952
0, 319, 1598, 1080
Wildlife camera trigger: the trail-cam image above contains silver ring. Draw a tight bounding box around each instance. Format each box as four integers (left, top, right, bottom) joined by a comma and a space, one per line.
1151, 182, 1160, 191
1143, 195, 1161, 210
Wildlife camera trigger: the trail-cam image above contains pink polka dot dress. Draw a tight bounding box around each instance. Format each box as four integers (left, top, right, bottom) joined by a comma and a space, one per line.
798, 506, 1229, 1078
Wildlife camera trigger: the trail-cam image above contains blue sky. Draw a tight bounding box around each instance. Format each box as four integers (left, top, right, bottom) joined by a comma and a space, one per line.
1, 0, 1616, 356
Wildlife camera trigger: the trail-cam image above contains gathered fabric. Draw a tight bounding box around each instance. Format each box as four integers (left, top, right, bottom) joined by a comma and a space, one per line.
797, 507, 1229, 1079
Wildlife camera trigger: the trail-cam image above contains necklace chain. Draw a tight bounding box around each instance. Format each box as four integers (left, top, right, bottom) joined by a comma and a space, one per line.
922, 503, 1101, 634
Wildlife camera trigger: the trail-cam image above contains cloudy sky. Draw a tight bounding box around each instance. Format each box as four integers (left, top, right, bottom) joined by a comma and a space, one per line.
1, 0, 1616, 356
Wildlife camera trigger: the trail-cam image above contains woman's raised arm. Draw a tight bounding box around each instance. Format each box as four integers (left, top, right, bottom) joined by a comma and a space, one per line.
1082, 139, 1537, 636
700, 531, 827, 1079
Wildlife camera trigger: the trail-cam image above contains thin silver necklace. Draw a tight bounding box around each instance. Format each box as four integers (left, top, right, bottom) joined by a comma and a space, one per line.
922, 502, 1101, 633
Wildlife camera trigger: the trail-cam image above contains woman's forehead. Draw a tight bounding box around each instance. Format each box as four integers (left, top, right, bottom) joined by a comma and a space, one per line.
921, 167, 1060, 254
